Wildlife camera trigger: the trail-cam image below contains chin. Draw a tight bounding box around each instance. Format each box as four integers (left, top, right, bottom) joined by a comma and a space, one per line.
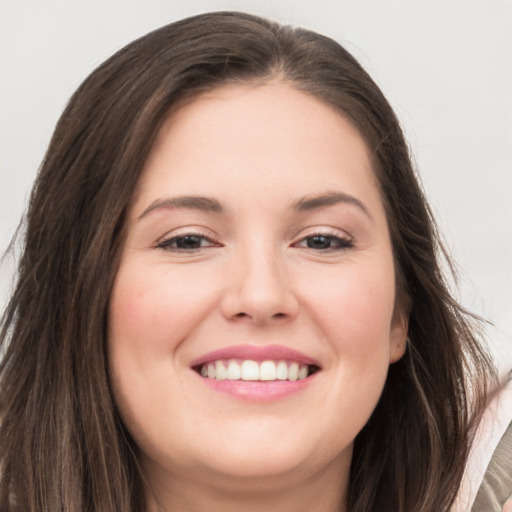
189, 430, 351, 486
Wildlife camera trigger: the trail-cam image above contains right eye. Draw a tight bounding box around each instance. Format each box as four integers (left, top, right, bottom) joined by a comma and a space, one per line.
157, 233, 220, 252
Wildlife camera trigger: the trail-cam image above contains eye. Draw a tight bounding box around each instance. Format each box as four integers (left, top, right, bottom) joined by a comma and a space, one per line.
295, 234, 353, 251
157, 233, 220, 251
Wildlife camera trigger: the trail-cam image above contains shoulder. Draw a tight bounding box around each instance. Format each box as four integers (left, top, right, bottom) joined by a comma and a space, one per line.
472, 418, 512, 511
452, 376, 512, 511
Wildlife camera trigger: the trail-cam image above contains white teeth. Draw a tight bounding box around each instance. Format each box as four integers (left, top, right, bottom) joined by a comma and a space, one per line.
241, 360, 259, 381
199, 359, 313, 382
215, 360, 227, 380
260, 360, 277, 381
288, 362, 299, 381
207, 363, 216, 379
276, 361, 288, 380
226, 360, 241, 380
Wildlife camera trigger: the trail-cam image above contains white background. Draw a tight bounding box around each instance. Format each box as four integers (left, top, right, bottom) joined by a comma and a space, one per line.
1, 0, 511, 374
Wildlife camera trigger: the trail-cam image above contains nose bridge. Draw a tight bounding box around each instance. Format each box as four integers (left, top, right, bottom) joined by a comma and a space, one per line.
222, 238, 298, 324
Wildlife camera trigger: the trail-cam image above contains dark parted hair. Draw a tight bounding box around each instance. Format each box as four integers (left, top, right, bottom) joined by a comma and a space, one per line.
0, 11, 495, 512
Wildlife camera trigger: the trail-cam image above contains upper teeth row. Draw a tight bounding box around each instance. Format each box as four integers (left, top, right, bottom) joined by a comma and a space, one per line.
199, 360, 310, 381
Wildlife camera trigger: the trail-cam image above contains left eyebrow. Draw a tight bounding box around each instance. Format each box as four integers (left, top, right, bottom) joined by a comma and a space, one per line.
292, 191, 371, 219
138, 195, 223, 220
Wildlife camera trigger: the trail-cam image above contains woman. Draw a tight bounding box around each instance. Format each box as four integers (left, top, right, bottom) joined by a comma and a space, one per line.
0, 11, 499, 512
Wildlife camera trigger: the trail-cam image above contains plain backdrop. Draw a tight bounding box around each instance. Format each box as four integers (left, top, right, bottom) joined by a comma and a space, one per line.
1, 0, 511, 374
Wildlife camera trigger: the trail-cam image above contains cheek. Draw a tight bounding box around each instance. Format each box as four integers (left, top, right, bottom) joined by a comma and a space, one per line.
302, 261, 396, 350
298, 263, 396, 457
108, 263, 215, 355
107, 263, 216, 440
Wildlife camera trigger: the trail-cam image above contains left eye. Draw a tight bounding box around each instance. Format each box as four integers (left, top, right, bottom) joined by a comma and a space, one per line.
296, 234, 352, 250
157, 234, 218, 251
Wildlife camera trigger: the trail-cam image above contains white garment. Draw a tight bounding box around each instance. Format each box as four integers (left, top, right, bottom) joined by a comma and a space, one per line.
452, 376, 512, 511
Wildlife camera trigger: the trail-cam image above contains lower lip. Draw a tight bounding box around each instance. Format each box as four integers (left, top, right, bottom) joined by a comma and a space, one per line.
197, 373, 318, 402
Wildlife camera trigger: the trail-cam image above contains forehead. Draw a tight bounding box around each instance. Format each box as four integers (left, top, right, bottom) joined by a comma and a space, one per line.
135, 82, 382, 216
150, 82, 372, 163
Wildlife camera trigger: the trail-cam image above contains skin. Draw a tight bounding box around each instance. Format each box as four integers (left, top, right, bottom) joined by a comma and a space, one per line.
108, 82, 407, 512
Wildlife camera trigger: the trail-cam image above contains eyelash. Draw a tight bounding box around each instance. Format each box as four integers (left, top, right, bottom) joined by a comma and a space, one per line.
156, 233, 221, 252
156, 232, 353, 253
293, 233, 353, 252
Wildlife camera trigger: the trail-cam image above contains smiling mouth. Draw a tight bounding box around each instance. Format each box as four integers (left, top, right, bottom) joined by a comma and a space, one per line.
194, 359, 320, 382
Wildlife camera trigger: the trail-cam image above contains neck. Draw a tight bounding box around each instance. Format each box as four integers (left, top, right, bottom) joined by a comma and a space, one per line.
143, 454, 350, 512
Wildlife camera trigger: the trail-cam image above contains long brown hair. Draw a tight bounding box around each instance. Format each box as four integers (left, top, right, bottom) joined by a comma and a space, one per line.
0, 11, 495, 511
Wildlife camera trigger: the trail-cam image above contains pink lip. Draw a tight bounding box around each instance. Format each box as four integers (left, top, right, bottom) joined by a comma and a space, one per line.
190, 344, 320, 367
190, 344, 320, 402
197, 376, 318, 402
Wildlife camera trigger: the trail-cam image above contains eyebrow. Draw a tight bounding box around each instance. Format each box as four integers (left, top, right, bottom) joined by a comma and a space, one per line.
292, 191, 371, 218
138, 196, 223, 219
138, 191, 370, 220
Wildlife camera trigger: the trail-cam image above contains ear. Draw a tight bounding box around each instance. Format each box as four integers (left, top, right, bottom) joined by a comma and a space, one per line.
389, 309, 408, 363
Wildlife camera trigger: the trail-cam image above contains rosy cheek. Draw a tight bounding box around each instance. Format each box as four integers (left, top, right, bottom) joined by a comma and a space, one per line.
109, 270, 170, 349
304, 266, 395, 352
109, 265, 214, 353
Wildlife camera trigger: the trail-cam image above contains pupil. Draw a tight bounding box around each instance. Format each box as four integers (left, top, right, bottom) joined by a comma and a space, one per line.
308, 236, 331, 249
177, 235, 202, 249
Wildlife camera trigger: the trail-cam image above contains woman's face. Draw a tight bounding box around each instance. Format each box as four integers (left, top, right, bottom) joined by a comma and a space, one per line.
109, 83, 407, 493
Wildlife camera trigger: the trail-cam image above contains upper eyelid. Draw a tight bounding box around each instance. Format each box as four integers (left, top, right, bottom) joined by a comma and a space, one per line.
156, 225, 219, 240
292, 226, 352, 241
156, 231, 222, 249
153, 225, 352, 246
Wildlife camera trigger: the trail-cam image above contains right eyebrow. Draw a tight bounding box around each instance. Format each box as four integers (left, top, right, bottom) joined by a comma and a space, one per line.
292, 191, 371, 219
138, 196, 223, 220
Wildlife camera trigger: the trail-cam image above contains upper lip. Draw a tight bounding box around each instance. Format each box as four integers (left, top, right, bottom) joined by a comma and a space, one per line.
190, 344, 320, 368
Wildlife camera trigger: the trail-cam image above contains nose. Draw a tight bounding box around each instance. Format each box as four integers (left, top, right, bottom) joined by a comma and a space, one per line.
220, 246, 299, 325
